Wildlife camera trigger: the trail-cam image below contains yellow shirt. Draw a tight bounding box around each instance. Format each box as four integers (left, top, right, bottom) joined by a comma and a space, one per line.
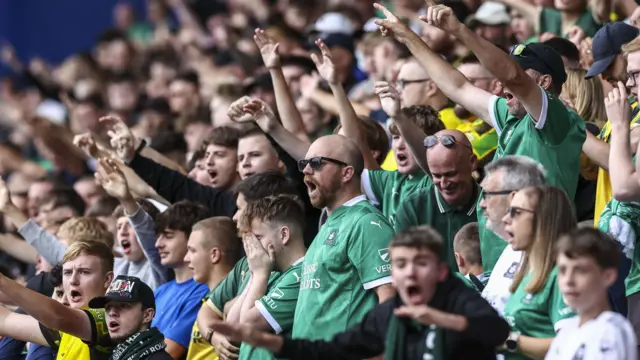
55, 333, 91, 360
186, 303, 219, 360
41, 309, 113, 360
381, 151, 397, 171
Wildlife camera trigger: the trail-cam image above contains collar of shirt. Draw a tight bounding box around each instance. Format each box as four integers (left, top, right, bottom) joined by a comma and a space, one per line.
433, 182, 479, 216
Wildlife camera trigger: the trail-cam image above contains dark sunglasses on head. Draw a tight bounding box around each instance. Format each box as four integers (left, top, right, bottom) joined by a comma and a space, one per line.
423, 134, 472, 150
507, 206, 535, 218
297, 156, 348, 172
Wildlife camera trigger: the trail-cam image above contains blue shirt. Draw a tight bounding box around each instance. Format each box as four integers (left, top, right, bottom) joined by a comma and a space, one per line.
152, 278, 208, 349
25, 345, 54, 360
0, 336, 25, 360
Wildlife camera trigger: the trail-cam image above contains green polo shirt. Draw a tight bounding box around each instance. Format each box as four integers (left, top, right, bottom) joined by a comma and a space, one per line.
394, 182, 480, 271
539, 8, 601, 38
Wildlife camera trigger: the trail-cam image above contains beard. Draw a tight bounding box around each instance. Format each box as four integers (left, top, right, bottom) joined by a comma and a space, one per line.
307, 174, 342, 209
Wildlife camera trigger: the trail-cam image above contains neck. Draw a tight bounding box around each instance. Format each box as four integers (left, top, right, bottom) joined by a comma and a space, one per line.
452, 179, 475, 208
579, 297, 610, 326
468, 264, 485, 277
426, 94, 449, 112
326, 186, 362, 214
173, 264, 193, 283
276, 241, 306, 271
207, 264, 234, 290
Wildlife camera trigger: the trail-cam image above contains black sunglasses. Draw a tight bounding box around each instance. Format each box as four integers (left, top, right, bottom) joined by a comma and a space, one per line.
298, 156, 348, 172
481, 189, 516, 200
507, 206, 535, 218
423, 135, 472, 150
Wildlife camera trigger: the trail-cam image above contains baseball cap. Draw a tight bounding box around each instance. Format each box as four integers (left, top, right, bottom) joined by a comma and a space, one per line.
308, 12, 355, 36
511, 43, 567, 87
466, 2, 510, 28
89, 275, 156, 310
586, 22, 639, 79
307, 33, 355, 53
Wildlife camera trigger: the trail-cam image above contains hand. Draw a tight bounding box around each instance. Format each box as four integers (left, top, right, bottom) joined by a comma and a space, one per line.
254, 28, 280, 69
373, 3, 414, 43
605, 81, 632, 127
227, 96, 255, 123
243, 233, 275, 276
210, 331, 239, 360
95, 158, 132, 201
310, 39, 338, 85
210, 321, 283, 353
374, 81, 402, 118
242, 99, 277, 130
300, 72, 321, 99
0, 177, 13, 213
394, 305, 440, 325
418, 0, 462, 35
73, 132, 100, 159
567, 26, 586, 47
100, 115, 137, 163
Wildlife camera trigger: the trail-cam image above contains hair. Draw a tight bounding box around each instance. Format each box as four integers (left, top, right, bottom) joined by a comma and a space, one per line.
561, 68, 607, 127
192, 217, 242, 265
358, 31, 386, 54
510, 186, 577, 294
280, 55, 316, 74
334, 116, 390, 166
215, 83, 245, 100
44, 216, 72, 236
112, 199, 160, 221
390, 226, 445, 262
155, 200, 210, 238
453, 222, 481, 266
106, 71, 137, 86
542, 37, 580, 66
390, 105, 445, 137
202, 126, 240, 149
484, 155, 546, 190
459, 53, 481, 65
50, 263, 63, 287
234, 171, 300, 201
85, 196, 120, 217
57, 217, 114, 249
173, 70, 200, 88
62, 240, 115, 274
150, 131, 188, 155
622, 36, 640, 56
188, 149, 205, 172
40, 187, 86, 217
238, 195, 306, 236
556, 228, 620, 270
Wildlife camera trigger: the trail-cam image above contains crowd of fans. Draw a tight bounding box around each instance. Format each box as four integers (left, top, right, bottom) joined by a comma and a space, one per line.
0, 0, 640, 359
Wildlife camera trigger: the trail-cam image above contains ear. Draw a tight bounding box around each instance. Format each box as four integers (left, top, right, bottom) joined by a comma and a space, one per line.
539, 74, 553, 92
468, 152, 478, 172
143, 308, 155, 325
454, 252, 464, 268
342, 165, 356, 183
603, 268, 618, 288
104, 271, 114, 290
210, 248, 221, 264
280, 226, 291, 246
424, 80, 438, 98
438, 262, 449, 282
277, 159, 286, 173
370, 150, 381, 163
490, 79, 503, 96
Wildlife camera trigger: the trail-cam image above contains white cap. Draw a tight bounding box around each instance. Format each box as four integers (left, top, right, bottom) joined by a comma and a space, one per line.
363, 18, 379, 33
310, 12, 355, 35
465, 2, 510, 26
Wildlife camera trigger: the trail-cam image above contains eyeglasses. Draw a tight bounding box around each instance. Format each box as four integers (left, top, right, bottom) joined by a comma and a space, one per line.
628, 71, 640, 88
297, 156, 348, 172
423, 134, 472, 150
396, 78, 430, 89
481, 189, 516, 200
506, 206, 535, 218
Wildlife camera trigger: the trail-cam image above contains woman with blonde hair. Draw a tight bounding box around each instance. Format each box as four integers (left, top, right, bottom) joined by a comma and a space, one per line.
561, 68, 607, 128
500, 186, 578, 360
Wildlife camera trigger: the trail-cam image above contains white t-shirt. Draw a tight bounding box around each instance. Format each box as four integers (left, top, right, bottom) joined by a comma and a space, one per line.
481, 245, 522, 315
545, 311, 637, 360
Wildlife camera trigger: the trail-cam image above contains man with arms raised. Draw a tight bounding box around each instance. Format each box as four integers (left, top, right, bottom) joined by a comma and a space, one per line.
374, 1, 586, 271
293, 134, 396, 341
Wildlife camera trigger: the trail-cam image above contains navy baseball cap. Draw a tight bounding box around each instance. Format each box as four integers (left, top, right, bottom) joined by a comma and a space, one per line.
89, 275, 155, 310
511, 43, 567, 87
586, 22, 639, 79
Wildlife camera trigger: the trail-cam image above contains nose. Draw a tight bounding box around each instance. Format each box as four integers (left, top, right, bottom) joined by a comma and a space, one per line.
155, 237, 164, 250
479, 196, 487, 209
184, 252, 191, 263
69, 271, 80, 285
241, 157, 251, 168
107, 308, 119, 318
205, 153, 215, 166
302, 163, 313, 175
501, 211, 511, 225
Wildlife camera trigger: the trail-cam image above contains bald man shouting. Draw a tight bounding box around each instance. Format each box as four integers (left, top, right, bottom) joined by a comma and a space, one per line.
293, 134, 396, 342
394, 130, 480, 271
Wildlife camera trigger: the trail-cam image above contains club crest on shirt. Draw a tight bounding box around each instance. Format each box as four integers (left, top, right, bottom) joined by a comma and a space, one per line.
503, 262, 519, 279
324, 230, 338, 246
522, 293, 533, 304
378, 248, 390, 262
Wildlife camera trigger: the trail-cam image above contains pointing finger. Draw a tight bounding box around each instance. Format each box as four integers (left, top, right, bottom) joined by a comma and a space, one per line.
373, 3, 395, 19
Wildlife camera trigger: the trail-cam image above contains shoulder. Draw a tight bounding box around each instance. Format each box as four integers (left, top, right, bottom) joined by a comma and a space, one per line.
351, 210, 392, 229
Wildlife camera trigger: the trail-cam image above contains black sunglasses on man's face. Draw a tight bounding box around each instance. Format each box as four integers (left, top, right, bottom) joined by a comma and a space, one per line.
297, 156, 348, 172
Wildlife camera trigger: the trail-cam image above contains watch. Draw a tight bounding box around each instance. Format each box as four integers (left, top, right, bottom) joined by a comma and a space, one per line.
505, 332, 520, 353
204, 328, 214, 343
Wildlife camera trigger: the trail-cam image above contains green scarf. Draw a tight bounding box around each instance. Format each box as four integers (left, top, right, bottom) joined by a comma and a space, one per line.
384, 315, 444, 360
110, 327, 166, 360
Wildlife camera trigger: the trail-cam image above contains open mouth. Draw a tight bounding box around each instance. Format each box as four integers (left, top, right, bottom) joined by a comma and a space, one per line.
120, 240, 131, 253
207, 169, 217, 181
108, 320, 120, 332
304, 179, 318, 196
69, 290, 82, 303
396, 153, 408, 164
405, 285, 422, 302
243, 171, 255, 178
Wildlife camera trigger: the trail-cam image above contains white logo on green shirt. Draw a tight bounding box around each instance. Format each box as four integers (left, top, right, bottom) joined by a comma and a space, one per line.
378, 248, 390, 262
271, 288, 284, 299
370, 221, 382, 229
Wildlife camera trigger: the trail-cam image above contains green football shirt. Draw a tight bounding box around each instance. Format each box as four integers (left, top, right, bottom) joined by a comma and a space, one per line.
292, 195, 394, 341
362, 169, 432, 227
394, 182, 480, 271
479, 89, 586, 271
503, 268, 576, 360
239, 258, 304, 360
539, 8, 601, 38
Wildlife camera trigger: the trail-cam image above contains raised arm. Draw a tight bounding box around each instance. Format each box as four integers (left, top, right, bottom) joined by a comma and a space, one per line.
311, 39, 379, 170
607, 82, 640, 201
421, 1, 544, 121
374, 3, 493, 123
254, 28, 310, 144
0, 306, 47, 346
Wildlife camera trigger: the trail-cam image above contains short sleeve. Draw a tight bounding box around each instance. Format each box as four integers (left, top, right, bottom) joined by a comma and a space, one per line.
84, 309, 114, 350
547, 277, 576, 332
164, 286, 208, 349
255, 270, 302, 334
206, 259, 243, 315
488, 95, 509, 135
362, 169, 392, 206
38, 324, 61, 350
348, 213, 394, 290
535, 91, 579, 145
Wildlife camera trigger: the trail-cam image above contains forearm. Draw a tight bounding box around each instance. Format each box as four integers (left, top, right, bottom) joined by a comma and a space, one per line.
140, 147, 187, 174
270, 68, 310, 143
0, 234, 38, 264
517, 335, 554, 359
18, 219, 68, 265
0, 307, 47, 346
582, 132, 610, 170
259, 119, 310, 161
239, 272, 269, 325
197, 304, 222, 342
610, 124, 640, 201
226, 277, 252, 324
128, 207, 166, 282
392, 113, 428, 172
4, 205, 29, 230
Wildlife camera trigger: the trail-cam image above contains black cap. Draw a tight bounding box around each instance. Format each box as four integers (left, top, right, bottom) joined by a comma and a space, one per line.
306, 33, 355, 54
142, 97, 171, 115
89, 275, 155, 310
586, 22, 639, 79
510, 43, 567, 87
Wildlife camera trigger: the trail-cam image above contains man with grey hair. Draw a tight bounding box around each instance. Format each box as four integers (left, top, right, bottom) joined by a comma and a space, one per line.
478, 155, 546, 315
